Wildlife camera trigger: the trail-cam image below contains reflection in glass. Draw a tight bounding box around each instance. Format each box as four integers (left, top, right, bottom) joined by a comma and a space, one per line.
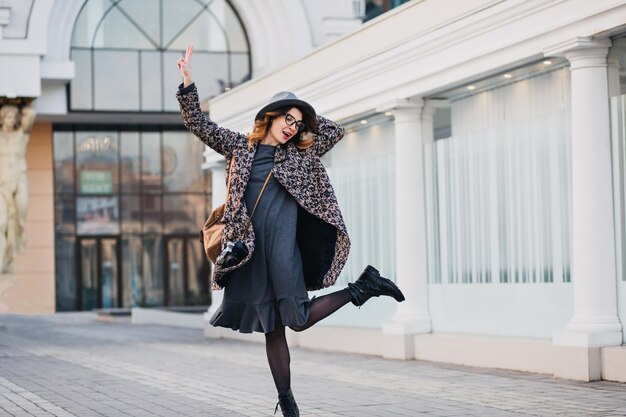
122, 236, 142, 307
77, 197, 120, 235
101, 239, 119, 308
55, 235, 76, 311
141, 132, 161, 193
55, 195, 75, 234
187, 238, 210, 305
167, 239, 185, 306
80, 239, 98, 310
143, 235, 164, 306
53, 131, 74, 193
163, 131, 205, 192
54, 127, 212, 311
121, 196, 141, 234
142, 194, 162, 233
76, 131, 119, 194
121, 132, 141, 193
164, 194, 205, 234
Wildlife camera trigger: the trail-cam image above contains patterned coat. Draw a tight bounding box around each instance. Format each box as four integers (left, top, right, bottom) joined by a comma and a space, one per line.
177, 84, 350, 291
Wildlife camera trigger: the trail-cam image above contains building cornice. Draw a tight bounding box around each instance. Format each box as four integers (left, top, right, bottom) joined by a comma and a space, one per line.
209, 0, 626, 132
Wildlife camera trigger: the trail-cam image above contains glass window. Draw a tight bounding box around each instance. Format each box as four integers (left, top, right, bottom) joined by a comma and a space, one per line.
54, 127, 211, 311
163, 131, 205, 193
142, 194, 162, 234
143, 235, 164, 306
76, 131, 119, 194
139, 51, 163, 111
53, 131, 75, 194
55, 195, 76, 234
120, 132, 141, 193
94, 50, 141, 111
121, 195, 141, 234
77, 196, 120, 235
163, 194, 205, 234
69, 49, 93, 110
55, 235, 76, 311
141, 132, 162, 193
122, 236, 143, 307
70, 0, 251, 111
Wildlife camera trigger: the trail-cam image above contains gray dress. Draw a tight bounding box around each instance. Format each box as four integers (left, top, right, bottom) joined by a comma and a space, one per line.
209, 144, 311, 333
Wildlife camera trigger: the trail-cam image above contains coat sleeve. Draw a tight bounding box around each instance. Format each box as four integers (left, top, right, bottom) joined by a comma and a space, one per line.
311, 115, 345, 157
176, 83, 246, 157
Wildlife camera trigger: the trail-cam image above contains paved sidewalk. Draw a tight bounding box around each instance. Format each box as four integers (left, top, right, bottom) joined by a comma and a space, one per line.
0, 313, 625, 417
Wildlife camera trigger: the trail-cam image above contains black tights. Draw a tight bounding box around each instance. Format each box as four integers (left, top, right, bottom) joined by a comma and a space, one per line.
264, 289, 352, 394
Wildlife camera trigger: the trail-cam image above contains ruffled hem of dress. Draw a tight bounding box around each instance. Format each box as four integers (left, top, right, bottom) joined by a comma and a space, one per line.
209, 297, 310, 334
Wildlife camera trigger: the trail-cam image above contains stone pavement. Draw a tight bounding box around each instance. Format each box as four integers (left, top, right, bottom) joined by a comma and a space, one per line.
0, 313, 625, 417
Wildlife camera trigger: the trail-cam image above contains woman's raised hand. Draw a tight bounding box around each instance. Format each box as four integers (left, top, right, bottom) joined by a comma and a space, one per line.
177, 44, 194, 87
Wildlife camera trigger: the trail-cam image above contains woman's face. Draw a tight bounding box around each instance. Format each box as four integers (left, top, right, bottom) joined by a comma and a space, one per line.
268, 107, 303, 145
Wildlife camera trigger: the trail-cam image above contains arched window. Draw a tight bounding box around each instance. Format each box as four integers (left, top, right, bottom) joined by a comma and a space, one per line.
69, 0, 251, 112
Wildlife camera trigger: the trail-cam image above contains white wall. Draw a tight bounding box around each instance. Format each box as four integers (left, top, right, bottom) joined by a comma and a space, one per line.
312, 119, 398, 329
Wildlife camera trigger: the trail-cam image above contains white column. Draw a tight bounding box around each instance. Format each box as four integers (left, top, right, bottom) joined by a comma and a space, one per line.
382, 98, 432, 337
608, 39, 626, 97
203, 150, 227, 320
546, 38, 622, 347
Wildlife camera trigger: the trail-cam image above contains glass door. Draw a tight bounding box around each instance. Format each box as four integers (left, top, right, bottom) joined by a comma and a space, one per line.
164, 236, 210, 307
77, 236, 121, 310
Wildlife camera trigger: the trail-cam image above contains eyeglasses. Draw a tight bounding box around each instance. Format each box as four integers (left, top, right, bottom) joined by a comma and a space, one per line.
283, 113, 305, 132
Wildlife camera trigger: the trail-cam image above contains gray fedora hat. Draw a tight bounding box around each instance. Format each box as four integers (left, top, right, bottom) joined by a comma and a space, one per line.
255, 91, 316, 130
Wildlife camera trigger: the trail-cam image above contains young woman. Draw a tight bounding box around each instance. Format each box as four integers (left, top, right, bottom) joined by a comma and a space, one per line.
177, 45, 404, 416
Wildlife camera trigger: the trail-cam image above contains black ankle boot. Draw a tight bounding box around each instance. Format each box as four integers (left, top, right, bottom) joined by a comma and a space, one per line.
274, 389, 299, 417
346, 265, 406, 306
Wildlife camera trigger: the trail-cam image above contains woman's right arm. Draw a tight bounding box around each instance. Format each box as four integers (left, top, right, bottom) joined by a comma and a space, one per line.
176, 84, 244, 156
176, 44, 243, 157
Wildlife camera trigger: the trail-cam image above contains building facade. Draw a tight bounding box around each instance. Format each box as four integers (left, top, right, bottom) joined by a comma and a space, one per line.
1, 0, 626, 382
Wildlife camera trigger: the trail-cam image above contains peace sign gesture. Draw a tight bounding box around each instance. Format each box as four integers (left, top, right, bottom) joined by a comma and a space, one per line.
177, 44, 194, 87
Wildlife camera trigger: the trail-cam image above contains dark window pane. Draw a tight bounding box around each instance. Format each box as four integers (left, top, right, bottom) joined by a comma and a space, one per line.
55, 235, 76, 311
53, 131, 74, 193
164, 194, 205, 234
187, 238, 210, 305
76, 131, 119, 194
141, 132, 162, 193
142, 194, 162, 233
120, 132, 140, 193
100, 239, 120, 308
163, 131, 205, 193
79, 239, 98, 310
143, 235, 164, 306
167, 238, 185, 306
122, 236, 142, 307
121, 195, 141, 233
55, 195, 75, 234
